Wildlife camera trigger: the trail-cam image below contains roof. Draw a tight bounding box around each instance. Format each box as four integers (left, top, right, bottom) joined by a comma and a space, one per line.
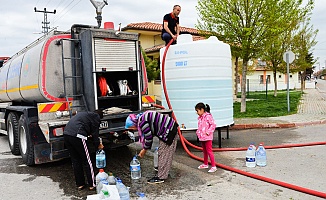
122, 22, 200, 35
122, 22, 207, 53
144, 35, 207, 53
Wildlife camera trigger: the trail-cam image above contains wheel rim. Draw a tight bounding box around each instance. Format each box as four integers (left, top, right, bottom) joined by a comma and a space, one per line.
20, 126, 27, 154
8, 121, 14, 146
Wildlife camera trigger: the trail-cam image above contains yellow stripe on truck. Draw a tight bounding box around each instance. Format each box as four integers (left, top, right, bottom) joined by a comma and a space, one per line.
0, 84, 39, 94
50, 103, 63, 112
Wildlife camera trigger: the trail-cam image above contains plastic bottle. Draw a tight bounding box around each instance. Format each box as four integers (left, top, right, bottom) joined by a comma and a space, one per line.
245, 144, 256, 168
130, 155, 141, 179
137, 192, 148, 200
250, 142, 256, 151
153, 147, 158, 171
116, 179, 130, 200
100, 181, 110, 200
96, 169, 109, 194
108, 172, 116, 185
256, 143, 267, 166
96, 138, 106, 168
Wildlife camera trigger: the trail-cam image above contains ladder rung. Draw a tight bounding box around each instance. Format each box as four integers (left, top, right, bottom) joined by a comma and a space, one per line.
62, 38, 80, 41
69, 105, 86, 108
65, 94, 84, 97
64, 75, 82, 79
63, 57, 81, 60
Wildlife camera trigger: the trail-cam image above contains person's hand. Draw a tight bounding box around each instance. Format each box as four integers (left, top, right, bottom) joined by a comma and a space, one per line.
172, 34, 177, 40
138, 149, 147, 158
98, 143, 104, 150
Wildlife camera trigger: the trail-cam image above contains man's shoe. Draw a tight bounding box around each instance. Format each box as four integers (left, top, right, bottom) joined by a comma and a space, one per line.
147, 177, 164, 184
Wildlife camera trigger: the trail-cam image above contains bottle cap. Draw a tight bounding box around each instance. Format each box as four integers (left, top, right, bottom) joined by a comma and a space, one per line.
99, 169, 104, 173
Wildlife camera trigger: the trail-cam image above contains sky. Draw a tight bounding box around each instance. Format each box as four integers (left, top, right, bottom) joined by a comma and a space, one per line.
0, 0, 325, 70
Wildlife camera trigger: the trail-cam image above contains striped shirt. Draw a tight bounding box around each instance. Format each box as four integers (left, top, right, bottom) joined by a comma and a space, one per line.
138, 111, 176, 149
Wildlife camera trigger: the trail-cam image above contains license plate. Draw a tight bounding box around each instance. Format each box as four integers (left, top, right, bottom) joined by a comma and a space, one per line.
99, 121, 109, 129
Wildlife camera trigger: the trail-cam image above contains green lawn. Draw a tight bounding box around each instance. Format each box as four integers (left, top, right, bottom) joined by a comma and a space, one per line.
233, 90, 302, 118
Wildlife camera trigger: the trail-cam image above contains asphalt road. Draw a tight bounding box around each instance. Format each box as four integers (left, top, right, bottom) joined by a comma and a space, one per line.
0, 123, 325, 200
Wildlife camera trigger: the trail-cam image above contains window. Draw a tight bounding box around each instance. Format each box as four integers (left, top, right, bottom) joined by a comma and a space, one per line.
259, 75, 271, 84
266, 75, 271, 83
290, 75, 292, 78
279, 75, 282, 78
259, 75, 264, 84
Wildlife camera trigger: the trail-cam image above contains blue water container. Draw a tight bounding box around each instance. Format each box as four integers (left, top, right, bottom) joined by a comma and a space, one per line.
160, 34, 234, 129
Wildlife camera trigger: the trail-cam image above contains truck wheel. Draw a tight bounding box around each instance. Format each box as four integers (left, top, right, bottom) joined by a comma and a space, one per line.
18, 115, 35, 166
7, 112, 20, 155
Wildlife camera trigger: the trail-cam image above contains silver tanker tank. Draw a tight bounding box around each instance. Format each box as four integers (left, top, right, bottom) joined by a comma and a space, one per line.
0, 31, 73, 103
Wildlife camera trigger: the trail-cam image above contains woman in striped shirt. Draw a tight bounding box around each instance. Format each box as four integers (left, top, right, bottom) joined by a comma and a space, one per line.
125, 111, 178, 184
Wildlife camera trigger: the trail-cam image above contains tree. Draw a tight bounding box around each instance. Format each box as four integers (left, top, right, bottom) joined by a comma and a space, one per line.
259, 0, 315, 97
141, 49, 159, 82
196, 0, 315, 112
291, 17, 318, 92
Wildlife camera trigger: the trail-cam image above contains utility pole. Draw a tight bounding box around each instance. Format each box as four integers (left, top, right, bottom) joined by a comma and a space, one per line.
34, 7, 56, 34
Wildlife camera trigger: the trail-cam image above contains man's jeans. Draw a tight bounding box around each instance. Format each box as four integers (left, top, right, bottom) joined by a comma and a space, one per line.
162, 33, 176, 45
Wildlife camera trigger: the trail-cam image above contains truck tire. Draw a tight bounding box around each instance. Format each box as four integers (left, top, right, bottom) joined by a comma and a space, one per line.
18, 114, 35, 166
7, 112, 20, 155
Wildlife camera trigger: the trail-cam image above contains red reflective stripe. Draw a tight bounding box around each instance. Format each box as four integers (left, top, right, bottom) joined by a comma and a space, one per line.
40, 104, 54, 113
57, 102, 67, 111
145, 96, 154, 103
42, 34, 71, 101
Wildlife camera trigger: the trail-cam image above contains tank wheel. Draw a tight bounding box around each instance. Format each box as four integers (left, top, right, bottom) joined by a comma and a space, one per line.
7, 112, 20, 155
18, 114, 35, 166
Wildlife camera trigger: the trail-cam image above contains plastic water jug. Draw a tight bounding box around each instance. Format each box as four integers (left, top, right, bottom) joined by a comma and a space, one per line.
96, 138, 106, 168
108, 172, 116, 185
246, 144, 256, 167
96, 169, 109, 194
256, 143, 267, 166
116, 179, 130, 200
100, 181, 110, 199
130, 156, 141, 179
153, 147, 158, 171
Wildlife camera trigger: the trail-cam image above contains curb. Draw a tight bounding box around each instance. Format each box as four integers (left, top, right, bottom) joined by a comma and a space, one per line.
231, 120, 326, 130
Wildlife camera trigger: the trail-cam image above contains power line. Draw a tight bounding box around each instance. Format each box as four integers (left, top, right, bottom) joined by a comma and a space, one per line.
53, 0, 82, 25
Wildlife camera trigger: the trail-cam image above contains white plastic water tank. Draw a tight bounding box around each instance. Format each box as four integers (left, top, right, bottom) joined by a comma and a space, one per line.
160, 34, 233, 129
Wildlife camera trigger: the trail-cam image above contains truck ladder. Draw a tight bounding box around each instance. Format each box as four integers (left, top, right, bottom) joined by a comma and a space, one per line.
60, 38, 88, 117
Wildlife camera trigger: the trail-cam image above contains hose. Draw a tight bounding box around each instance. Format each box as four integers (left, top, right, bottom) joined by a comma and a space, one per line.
98, 76, 108, 96
140, 52, 148, 95
160, 39, 326, 199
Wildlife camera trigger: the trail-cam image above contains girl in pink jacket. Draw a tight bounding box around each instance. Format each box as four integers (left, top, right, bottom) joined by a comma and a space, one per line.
195, 102, 217, 173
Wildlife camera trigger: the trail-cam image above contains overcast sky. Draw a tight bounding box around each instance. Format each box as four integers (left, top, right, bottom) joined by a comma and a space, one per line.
0, 0, 325, 70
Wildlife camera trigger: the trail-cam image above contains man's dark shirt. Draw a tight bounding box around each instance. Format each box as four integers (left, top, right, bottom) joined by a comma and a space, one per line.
162, 12, 179, 36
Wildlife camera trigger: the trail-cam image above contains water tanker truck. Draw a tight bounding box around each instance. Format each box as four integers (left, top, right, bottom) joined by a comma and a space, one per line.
0, 24, 146, 165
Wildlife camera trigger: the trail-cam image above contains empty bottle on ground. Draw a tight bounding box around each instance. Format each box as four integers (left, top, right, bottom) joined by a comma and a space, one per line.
153, 147, 158, 171
96, 138, 106, 168
246, 144, 256, 167
256, 143, 267, 166
100, 181, 110, 199
116, 179, 130, 200
108, 172, 116, 185
96, 169, 109, 194
130, 155, 141, 179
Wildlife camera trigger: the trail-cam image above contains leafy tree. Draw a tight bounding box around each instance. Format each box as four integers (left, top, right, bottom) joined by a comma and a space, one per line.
291, 17, 318, 92
141, 49, 159, 82
196, 0, 315, 112
259, 0, 315, 97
